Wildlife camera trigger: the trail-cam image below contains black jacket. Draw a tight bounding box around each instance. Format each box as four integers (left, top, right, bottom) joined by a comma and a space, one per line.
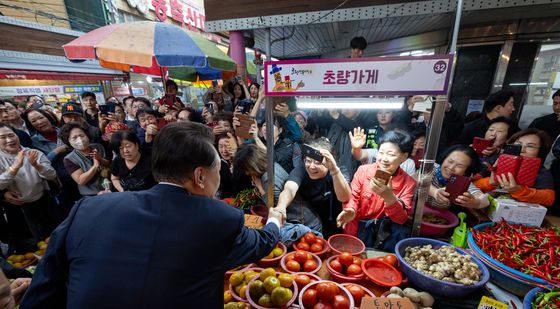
529, 113, 560, 141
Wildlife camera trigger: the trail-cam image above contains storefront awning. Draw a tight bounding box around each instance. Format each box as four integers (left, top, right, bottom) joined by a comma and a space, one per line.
0, 49, 126, 80
0, 70, 124, 81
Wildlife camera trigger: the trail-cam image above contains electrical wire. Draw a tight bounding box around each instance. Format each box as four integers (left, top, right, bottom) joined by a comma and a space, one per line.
2, 1, 109, 30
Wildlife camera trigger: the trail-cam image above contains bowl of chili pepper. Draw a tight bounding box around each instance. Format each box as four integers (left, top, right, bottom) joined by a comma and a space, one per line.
524, 287, 560, 309
468, 221, 557, 297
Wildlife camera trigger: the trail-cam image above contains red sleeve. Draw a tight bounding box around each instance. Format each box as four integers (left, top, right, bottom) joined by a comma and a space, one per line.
384, 178, 416, 224
344, 165, 365, 212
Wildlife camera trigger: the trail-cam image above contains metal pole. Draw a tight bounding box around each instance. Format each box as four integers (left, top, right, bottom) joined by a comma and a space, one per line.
411, 0, 463, 236
265, 28, 275, 209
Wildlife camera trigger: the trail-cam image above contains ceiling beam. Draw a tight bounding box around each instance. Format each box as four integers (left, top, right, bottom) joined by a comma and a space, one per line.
205, 0, 560, 32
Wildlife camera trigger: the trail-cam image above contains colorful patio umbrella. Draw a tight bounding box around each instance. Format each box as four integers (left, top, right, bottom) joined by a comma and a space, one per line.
63, 21, 236, 81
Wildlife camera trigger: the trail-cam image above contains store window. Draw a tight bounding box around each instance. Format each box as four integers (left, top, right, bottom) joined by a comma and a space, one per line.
117, 10, 147, 23
526, 43, 560, 106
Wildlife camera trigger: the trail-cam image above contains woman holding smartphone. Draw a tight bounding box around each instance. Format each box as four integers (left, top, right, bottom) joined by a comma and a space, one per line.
474, 129, 554, 206
336, 131, 416, 248
427, 144, 487, 210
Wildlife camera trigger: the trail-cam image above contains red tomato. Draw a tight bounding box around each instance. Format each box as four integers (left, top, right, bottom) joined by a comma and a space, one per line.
352, 257, 362, 265
304, 259, 318, 272
297, 242, 310, 251
310, 243, 323, 253
304, 232, 317, 244
329, 259, 343, 273
285, 253, 295, 262
316, 282, 337, 302
346, 284, 366, 304
382, 254, 398, 267
332, 294, 351, 309
302, 288, 318, 308
338, 252, 354, 267
286, 260, 301, 272
294, 250, 309, 264
294, 274, 311, 289
346, 264, 362, 276
314, 301, 333, 309
315, 238, 325, 246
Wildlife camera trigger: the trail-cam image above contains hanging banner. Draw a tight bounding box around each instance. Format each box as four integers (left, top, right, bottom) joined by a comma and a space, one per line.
0, 86, 64, 96
264, 55, 453, 96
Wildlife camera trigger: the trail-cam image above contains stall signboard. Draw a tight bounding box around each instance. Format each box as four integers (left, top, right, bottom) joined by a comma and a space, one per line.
63, 86, 102, 94
0, 86, 64, 96
264, 55, 453, 97
149, 0, 205, 31
112, 86, 147, 96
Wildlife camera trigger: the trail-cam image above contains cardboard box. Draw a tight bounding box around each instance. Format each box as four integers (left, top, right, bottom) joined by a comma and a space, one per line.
486, 198, 547, 227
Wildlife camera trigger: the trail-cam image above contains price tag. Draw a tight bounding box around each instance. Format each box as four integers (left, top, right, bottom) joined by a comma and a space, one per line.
477, 296, 508, 309
360, 297, 415, 309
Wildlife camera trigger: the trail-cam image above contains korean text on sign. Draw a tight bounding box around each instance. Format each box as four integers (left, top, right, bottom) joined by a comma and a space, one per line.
323, 69, 379, 85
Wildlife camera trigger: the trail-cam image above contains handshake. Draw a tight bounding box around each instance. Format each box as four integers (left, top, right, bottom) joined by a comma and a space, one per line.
268, 207, 286, 228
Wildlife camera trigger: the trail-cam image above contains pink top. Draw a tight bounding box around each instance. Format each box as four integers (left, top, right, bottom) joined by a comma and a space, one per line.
343, 163, 417, 236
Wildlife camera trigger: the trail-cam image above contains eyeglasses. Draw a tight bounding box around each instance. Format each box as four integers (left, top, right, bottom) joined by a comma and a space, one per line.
514, 142, 539, 150
304, 157, 323, 166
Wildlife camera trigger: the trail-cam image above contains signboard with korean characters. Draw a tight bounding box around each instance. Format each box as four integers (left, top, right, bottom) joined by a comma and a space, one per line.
264, 55, 453, 96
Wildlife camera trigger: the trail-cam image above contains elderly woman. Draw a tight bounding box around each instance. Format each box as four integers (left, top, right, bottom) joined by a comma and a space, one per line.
427, 144, 487, 210
0, 124, 57, 242
61, 123, 110, 197
336, 131, 417, 250
23, 108, 80, 222
474, 128, 554, 206
110, 131, 155, 192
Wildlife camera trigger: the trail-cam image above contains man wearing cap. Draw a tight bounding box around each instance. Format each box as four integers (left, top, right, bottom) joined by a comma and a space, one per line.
60, 102, 102, 143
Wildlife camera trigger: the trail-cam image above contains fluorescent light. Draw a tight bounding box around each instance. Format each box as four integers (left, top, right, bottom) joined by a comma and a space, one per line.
296, 97, 403, 109
146, 76, 153, 83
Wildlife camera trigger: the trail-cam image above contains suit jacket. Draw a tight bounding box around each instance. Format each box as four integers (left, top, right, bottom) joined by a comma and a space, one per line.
21, 184, 280, 308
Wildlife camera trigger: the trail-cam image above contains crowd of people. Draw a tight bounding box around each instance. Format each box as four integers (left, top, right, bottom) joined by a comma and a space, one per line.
0, 37, 558, 307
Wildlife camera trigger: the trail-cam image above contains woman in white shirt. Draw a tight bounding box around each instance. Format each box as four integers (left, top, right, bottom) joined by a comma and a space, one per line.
0, 124, 57, 242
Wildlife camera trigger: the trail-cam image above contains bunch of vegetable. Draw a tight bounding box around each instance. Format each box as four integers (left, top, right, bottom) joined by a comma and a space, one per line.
404, 245, 481, 285
234, 188, 263, 210
531, 289, 560, 309
386, 287, 434, 309
471, 220, 560, 283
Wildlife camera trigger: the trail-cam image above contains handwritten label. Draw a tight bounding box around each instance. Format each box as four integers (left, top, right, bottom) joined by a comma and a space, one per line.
477, 296, 508, 309
360, 297, 415, 309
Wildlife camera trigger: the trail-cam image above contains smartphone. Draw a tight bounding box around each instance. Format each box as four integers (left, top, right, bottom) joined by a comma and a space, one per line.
503, 144, 522, 156
165, 94, 176, 108
374, 169, 392, 185
235, 114, 254, 139
494, 154, 522, 183
516, 157, 541, 187
472, 137, 494, 155
445, 174, 471, 203
205, 103, 214, 114
411, 148, 425, 169
99, 104, 116, 115
302, 144, 323, 162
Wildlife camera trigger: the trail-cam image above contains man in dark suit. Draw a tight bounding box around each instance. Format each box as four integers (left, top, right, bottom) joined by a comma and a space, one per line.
20, 122, 284, 308
529, 89, 560, 142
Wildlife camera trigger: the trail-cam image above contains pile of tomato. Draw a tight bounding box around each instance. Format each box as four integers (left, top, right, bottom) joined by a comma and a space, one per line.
301, 281, 351, 309
329, 252, 363, 276
295, 232, 326, 253
284, 250, 319, 273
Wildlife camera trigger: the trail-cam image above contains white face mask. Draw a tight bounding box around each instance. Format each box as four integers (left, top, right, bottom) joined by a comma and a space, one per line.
70, 137, 88, 151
